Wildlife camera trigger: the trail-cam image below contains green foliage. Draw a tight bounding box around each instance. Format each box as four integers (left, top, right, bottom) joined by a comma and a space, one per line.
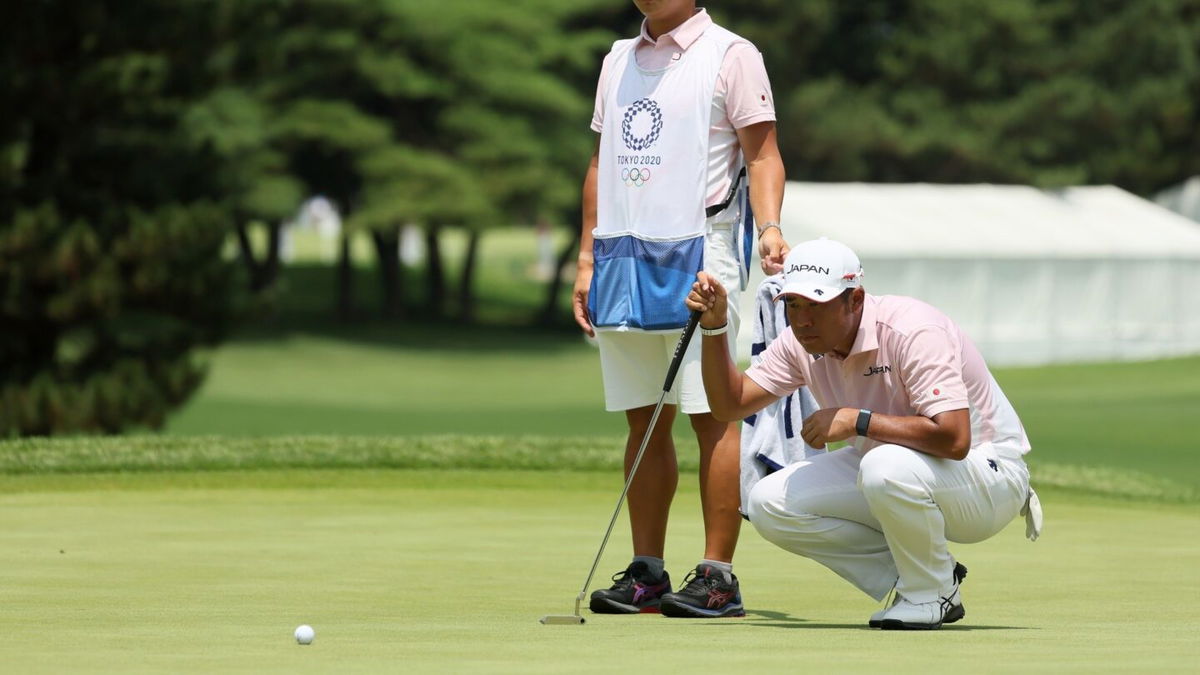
0, 1, 244, 435
0, 201, 235, 435
197, 0, 616, 319
353, 147, 491, 229
721, 0, 1200, 194
207, 0, 612, 230
182, 87, 303, 221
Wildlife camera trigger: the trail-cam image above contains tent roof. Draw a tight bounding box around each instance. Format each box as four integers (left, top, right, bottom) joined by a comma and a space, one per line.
1154, 175, 1200, 222
780, 183, 1200, 258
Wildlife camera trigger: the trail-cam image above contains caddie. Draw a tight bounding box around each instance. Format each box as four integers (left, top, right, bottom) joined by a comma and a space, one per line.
572, 0, 789, 618
685, 237, 1042, 629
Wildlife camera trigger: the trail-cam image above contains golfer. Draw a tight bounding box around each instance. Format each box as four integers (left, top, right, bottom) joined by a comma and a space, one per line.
573, 0, 788, 618
685, 238, 1042, 629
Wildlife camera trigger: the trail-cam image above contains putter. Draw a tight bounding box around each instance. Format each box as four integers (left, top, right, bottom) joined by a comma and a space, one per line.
541, 309, 702, 625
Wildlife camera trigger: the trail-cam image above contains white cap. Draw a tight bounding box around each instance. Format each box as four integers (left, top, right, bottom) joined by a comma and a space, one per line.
774, 238, 863, 302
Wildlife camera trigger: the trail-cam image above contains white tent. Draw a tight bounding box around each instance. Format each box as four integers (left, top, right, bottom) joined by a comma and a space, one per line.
1155, 175, 1200, 223
737, 183, 1200, 366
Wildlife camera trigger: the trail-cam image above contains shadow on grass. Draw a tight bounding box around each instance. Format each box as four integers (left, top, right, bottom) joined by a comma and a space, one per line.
742, 622, 1034, 631
736, 608, 1034, 631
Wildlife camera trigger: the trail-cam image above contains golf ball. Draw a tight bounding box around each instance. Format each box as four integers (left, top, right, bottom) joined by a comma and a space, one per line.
294, 624, 315, 645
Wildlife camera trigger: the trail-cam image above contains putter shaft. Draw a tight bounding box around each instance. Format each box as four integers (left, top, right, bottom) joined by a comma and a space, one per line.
543, 311, 700, 626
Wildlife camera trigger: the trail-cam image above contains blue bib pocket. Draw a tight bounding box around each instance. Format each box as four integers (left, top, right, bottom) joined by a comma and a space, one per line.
588, 234, 704, 331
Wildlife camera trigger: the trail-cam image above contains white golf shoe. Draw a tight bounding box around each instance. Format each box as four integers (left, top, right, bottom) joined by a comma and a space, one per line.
877, 589, 964, 630
871, 562, 967, 629
868, 594, 900, 628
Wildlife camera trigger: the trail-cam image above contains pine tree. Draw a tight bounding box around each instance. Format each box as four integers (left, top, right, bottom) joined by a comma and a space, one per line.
0, 1, 243, 435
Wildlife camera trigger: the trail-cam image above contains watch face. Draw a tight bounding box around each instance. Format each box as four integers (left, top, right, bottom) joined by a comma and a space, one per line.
856, 410, 871, 436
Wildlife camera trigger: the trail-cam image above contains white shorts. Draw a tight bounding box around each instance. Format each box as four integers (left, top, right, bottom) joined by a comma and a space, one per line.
595, 224, 742, 414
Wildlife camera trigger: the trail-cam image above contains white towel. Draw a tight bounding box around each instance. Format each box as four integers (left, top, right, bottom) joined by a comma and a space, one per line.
739, 274, 824, 514
1021, 488, 1044, 541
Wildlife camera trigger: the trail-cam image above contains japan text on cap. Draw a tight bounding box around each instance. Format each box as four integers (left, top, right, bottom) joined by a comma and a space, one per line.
774, 238, 863, 302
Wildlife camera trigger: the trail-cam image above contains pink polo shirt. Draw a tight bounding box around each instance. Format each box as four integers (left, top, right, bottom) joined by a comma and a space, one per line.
590, 9, 776, 208
746, 294, 1031, 453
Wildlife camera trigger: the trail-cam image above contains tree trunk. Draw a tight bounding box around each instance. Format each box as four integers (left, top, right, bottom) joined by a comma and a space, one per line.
424, 226, 445, 317
234, 223, 261, 287
371, 226, 404, 320
262, 221, 282, 290
336, 231, 354, 322
234, 221, 283, 293
538, 224, 581, 326
457, 229, 480, 323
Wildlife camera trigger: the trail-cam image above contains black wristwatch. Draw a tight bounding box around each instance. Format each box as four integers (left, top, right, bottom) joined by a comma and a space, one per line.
855, 409, 872, 437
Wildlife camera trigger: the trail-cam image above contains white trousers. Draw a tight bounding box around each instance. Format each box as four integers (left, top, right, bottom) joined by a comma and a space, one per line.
745, 442, 1030, 603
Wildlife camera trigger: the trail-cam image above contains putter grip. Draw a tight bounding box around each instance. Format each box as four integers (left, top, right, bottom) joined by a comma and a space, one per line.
661, 310, 702, 392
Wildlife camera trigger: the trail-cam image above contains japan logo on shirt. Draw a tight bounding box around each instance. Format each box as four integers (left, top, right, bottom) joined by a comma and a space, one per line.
931, 386, 943, 397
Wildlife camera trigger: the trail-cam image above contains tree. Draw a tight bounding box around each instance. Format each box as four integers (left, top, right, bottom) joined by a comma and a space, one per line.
205, 0, 617, 322
720, 0, 1200, 195
0, 1, 243, 435
346, 0, 615, 320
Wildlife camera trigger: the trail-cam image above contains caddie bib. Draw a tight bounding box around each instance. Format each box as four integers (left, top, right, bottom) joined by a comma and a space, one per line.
589, 25, 740, 332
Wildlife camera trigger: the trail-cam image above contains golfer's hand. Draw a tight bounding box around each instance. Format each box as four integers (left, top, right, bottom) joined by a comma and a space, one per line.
572, 265, 594, 337
800, 407, 857, 449
758, 227, 790, 275
686, 271, 728, 329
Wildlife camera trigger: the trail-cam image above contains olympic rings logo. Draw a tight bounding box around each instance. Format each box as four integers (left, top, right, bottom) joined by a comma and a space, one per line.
621, 167, 651, 187
621, 98, 663, 151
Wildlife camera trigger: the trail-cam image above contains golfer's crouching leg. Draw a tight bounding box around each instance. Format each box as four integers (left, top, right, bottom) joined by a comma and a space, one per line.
857, 444, 938, 528
743, 470, 815, 554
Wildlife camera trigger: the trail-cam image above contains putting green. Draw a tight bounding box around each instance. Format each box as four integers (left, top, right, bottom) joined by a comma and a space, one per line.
0, 469, 1195, 672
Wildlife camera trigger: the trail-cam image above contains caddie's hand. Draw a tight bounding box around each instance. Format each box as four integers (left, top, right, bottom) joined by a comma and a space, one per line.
685, 271, 728, 329
758, 227, 790, 275
800, 407, 857, 449
572, 265, 594, 338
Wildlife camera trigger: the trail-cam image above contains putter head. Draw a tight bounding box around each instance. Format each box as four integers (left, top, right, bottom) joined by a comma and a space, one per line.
539, 615, 585, 625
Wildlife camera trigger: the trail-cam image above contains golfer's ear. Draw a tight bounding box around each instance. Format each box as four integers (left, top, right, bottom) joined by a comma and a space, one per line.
851, 287, 865, 308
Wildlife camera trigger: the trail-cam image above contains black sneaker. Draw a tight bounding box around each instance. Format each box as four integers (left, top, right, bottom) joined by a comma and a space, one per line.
659, 564, 745, 618
589, 561, 672, 614
869, 561, 967, 628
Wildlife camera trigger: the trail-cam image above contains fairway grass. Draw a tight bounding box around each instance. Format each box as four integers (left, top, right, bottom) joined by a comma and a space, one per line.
164, 328, 1200, 496
1, 469, 1196, 673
